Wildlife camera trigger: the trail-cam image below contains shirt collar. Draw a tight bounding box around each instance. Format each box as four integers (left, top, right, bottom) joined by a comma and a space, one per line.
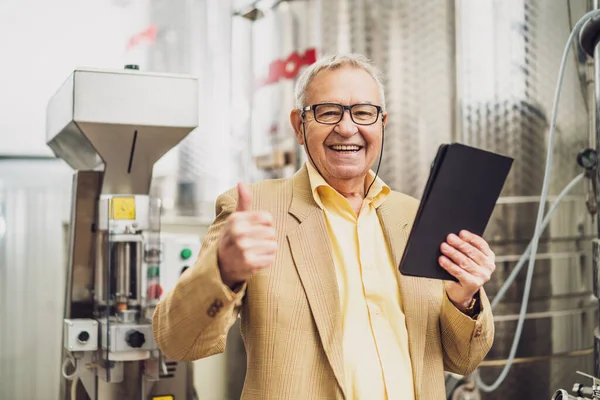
305, 161, 390, 210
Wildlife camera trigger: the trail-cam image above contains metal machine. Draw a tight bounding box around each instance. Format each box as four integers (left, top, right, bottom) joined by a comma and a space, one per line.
549, 6, 600, 400
46, 65, 199, 399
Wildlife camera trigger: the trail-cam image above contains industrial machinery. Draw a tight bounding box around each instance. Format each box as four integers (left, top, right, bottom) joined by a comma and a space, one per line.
46, 65, 199, 399
149, 232, 202, 299
478, 2, 600, 400
545, 7, 600, 400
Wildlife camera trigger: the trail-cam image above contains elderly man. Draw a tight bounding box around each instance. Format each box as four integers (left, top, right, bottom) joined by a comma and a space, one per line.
152, 53, 495, 400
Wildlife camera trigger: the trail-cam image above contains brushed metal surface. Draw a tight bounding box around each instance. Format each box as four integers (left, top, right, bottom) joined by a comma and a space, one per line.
457, 0, 595, 398
319, 0, 457, 195
46, 68, 199, 196
487, 296, 596, 359
0, 159, 72, 400
66, 171, 103, 311
479, 352, 593, 400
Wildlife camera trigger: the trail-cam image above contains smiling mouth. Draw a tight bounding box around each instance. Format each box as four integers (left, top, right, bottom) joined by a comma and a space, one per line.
328, 145, 363, 153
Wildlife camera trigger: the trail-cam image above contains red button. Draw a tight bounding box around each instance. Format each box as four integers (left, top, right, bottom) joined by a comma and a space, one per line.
147, 284, 163, 299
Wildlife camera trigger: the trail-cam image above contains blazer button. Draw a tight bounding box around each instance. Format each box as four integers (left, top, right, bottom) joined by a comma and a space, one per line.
474, 326, 483, 338
206, 299, 224, 318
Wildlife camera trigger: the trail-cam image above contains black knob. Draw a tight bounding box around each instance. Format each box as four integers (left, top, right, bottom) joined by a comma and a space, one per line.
124, 64, 140, 70
125, 330, 146, 348
77, 331, 90, 343
577, 148, 598, 170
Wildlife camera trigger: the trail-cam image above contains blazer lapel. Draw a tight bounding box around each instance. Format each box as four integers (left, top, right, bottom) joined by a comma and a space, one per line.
287, 166, 346, 397
377, 200, 427, 398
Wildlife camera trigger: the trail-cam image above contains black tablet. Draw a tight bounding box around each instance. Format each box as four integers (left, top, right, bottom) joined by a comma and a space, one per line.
399, 143, 513, 281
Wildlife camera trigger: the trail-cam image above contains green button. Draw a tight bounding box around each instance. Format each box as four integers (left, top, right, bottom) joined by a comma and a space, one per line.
180, 248, 193, 260
147, 266, 160, 278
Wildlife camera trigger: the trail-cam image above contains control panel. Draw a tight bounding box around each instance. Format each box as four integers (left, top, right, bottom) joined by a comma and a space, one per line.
64, 318, 98, 352
99, 320, 156, 353
160, 232, 201, 293
142, 232, 202, 304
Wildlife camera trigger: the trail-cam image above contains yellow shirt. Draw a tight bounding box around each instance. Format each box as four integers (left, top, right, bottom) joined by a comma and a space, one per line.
306, 161, 415, 400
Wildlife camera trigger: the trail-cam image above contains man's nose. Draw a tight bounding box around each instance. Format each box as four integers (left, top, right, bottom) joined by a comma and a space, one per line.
335, 110, 358, 136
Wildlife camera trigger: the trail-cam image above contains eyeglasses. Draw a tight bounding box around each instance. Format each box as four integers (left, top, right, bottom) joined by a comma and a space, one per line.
302, 103, 382, 125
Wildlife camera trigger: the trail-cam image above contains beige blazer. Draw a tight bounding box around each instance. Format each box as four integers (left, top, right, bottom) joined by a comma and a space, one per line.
152, 165, 494, 400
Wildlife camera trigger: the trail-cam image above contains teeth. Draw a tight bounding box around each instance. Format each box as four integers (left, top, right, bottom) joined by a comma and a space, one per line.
330, 145, 361, 151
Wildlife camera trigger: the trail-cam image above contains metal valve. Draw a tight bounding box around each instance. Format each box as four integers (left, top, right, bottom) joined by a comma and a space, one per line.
551, 371, 600, 400
577, 148, 599, 216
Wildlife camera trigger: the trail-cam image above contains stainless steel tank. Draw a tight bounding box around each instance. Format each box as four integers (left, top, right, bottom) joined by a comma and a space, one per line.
145, 0, 243, 222
0, 158, 73, 400
319, 0, 458, 194
228, 0, 599, 398
457, 1, 596, 399
318, 0, 596, 398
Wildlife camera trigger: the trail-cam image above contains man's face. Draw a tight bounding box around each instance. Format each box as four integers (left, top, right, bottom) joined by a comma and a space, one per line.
291, 66, 387, 190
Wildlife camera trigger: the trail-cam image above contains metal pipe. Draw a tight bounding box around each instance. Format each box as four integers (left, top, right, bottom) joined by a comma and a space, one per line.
116, 242, 130, 306
588, 57, 596, 149
593, 11, 600, 380
95, 231, 106, 305
135, 241, 142, 306
595, 34, 600, 232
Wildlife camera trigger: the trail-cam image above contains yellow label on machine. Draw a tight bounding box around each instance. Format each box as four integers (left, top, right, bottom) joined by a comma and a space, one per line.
111, 197, 136, 220
152, 396, 174, 400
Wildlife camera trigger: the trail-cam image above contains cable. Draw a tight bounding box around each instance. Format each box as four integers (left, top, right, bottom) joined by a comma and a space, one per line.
490, 172, 585, 310
476, 9, 600, 392
365, 123, 384, 197
567, 0, 590, 113
70, 376, 79, 400
61, 354, 78, 381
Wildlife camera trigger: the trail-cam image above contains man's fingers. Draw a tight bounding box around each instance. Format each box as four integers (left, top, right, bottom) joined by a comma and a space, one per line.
459, 230, 494, 258
246, 225, 276, 240
230, 210, 273, 225
237, 237, 278, 253
246, 252, 277, 269
439, 255, 477, 286
246, 211, 274, 226
445, 234, 487, 266
229, 220, 275, 240
440, 242, 479, 275
236, 182, 253, 212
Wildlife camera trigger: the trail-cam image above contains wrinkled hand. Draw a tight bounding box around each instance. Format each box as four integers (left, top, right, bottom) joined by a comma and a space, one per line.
217, 182, 277, 289
439, 230, 495, 311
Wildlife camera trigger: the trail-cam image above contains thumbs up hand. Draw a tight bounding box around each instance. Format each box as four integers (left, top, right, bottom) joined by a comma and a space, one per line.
217, 182, 277, 289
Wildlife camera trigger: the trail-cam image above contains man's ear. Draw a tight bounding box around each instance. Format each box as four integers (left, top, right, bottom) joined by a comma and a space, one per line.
382, 111, 388, 127
290, 108, 304, 145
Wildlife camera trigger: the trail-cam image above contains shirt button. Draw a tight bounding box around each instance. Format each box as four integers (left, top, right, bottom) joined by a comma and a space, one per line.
370, 305, 381, 315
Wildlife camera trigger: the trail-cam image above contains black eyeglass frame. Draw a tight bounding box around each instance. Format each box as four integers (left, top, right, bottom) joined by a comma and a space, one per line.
301, 103, 383, 126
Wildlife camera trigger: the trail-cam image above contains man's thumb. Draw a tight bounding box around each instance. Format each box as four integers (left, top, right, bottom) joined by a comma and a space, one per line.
236, 182, 253, 212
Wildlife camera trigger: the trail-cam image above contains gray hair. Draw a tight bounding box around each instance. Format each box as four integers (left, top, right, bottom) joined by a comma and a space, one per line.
294, 53, 386, 112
